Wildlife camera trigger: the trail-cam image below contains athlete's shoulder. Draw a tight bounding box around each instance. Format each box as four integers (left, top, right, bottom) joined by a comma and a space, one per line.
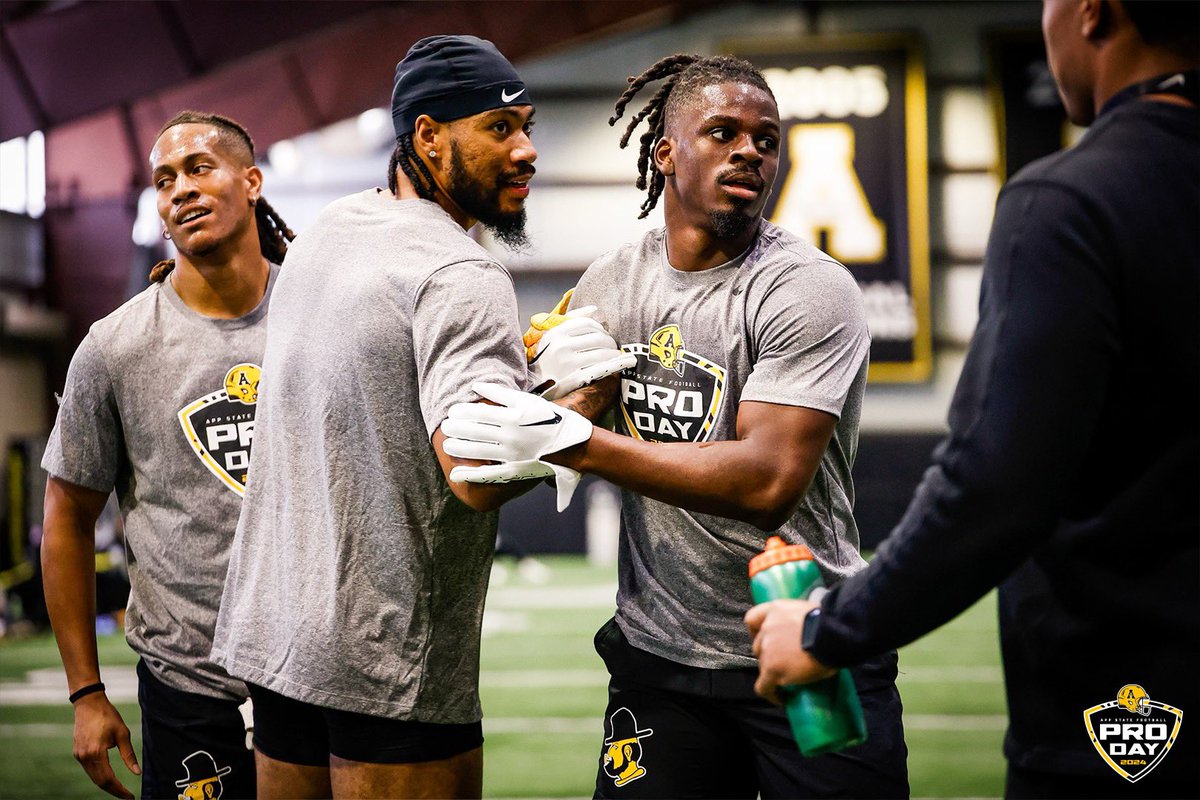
86, 282, 166, 349
749, 221, 858, 291
65, 283, 165, 380
584, 226, 663, 278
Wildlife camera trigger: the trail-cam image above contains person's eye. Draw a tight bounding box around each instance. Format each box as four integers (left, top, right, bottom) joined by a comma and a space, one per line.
757, 136, 779, 152
523, 122, 535, 137
194, 164, 212, 175
493, 121, 510, 135
711, 128, 732, 142
156, 177, 172, 189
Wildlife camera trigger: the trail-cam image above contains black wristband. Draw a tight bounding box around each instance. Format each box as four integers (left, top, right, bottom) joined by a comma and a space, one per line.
68, 682, 105, 704
800, 607, 822, 652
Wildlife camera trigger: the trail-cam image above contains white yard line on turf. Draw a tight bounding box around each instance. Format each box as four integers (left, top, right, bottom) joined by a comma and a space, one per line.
0, 662, 1004, 704
0, 714, 1008, 738
0, 666, 613, 704
898, 665, 1004, 682
486, 585, 617, 609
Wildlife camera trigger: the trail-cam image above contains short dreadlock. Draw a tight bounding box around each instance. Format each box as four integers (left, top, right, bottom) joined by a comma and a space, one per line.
387, 132, 439, 200
610, 54, 775, 218
149, 110, 295, 282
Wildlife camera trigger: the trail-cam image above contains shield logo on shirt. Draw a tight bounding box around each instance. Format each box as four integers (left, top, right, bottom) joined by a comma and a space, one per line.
178, 363, 261, 496
1083, 686, 1183, 783
619, 324, 726, 444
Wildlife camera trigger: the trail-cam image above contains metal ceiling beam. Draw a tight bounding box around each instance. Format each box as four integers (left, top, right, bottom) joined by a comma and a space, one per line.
0, 20, 47, 130
152, 0, 205, 77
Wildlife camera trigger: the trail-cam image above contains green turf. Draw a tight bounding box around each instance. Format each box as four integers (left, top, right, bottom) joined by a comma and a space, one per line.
1, 556, 1008, 798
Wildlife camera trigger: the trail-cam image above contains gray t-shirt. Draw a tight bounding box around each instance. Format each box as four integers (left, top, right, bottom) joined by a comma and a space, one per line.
212, 190, 527, 723
42, 264, 279, 699
572, 221, 869, 669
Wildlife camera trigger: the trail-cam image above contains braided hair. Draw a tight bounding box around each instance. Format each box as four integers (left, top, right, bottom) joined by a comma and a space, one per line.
387, 133, 438, 200
611, 54, 775, 218
149, 110, 295, 283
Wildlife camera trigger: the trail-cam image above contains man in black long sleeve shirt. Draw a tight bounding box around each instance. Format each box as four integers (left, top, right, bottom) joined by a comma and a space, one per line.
746, 1, 1198, 796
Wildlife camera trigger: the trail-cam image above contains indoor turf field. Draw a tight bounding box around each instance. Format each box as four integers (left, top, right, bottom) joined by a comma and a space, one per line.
0, 556, 1006, 798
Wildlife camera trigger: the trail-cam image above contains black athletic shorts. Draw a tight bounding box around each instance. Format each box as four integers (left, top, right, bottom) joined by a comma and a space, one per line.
247, 682, 483, 766
591, 617, 910, 799
136, 659, 255, 800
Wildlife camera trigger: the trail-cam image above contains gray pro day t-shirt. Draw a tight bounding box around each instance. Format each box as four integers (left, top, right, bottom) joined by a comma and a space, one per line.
572, 221, 870, 670
213, 190, 527, 723
42, 264, 279, 700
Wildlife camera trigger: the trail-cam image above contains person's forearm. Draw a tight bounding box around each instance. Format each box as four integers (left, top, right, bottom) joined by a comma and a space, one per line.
547, 428, 797, 529
432, 428, 538, 512
554, 374, 619, 423
41, 518, 102, 692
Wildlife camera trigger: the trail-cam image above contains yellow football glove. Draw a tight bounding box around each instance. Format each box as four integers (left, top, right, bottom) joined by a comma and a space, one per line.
523, 288, 574, 361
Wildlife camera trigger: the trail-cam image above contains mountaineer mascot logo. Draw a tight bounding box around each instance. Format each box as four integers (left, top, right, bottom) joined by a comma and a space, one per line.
602, 707, 654, 787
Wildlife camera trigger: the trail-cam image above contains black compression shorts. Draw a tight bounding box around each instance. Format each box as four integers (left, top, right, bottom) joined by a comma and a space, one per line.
247, 682, 483, 766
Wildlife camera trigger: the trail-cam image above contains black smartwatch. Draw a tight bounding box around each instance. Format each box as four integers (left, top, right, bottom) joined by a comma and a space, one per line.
800, 607, 822, 652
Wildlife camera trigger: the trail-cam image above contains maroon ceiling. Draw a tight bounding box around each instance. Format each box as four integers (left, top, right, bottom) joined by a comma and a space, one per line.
1, 0, 719, 199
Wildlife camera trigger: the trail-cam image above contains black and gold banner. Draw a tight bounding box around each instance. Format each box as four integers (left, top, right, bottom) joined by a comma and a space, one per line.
729, 35, 932, 382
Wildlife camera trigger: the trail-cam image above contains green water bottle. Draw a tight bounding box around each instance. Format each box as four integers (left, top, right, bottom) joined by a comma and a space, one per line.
749, 536, 867, 756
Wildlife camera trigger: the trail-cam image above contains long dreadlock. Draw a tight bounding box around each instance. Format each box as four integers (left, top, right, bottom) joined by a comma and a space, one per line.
149, 110, 296, 283
611, 54, 775, 219
387, 132, 438, 200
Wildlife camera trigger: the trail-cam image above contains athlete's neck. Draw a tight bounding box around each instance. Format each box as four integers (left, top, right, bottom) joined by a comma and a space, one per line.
392, 167, 476, 232
171, 239, 269, 319
662, 216, 760, 272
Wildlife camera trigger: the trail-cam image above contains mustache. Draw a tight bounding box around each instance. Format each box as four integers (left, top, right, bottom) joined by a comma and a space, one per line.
498, 165, 536, 185
716, 167, 764, 188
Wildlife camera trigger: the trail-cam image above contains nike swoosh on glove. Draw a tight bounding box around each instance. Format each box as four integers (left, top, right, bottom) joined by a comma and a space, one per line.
524, 290, 636, 400
530, 314, 636, 400
442, 383, 594, 511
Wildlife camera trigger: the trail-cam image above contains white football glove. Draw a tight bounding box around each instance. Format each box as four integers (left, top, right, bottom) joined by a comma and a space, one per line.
442, 383, 594, 511
530, 308, 636, 400
523, 288, 635, 401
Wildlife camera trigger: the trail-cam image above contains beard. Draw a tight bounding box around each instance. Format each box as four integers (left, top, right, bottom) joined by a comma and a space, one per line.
448, 143, 531, 251
708, 205, 757, 240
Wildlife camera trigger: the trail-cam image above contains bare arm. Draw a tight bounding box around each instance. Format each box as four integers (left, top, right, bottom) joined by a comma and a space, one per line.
42, 476, 139, 798
547, 399, 837, 530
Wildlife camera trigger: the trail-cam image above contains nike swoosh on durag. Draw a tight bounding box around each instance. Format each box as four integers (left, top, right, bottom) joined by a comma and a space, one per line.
501, 87, 526, 103
520, 411, 562, 427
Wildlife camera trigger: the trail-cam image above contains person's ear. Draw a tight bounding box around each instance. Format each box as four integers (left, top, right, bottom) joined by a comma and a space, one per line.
1080, 0, 1109, 41
244, 165, 263, 206
414, 115, 445, 167
654, 137, 675, 177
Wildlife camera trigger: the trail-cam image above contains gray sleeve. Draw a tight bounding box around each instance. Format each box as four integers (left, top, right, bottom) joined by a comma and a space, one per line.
567, 251, 621, 328
41, 332, 124, 491
412, 259, 529, 437
569, 256, 606, 309
740, 261, 870, 417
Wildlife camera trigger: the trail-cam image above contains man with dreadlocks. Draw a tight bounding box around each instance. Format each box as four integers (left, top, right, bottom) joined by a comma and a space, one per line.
41, 110, 292, 799
211, 35, 627, 799
443, 54, 908, 797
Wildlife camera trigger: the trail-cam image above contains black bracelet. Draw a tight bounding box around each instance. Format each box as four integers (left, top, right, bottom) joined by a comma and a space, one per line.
69, 682, 105, 704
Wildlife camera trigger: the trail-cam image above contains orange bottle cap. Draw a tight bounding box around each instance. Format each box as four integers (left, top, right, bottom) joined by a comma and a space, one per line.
748, 535, 814, 578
